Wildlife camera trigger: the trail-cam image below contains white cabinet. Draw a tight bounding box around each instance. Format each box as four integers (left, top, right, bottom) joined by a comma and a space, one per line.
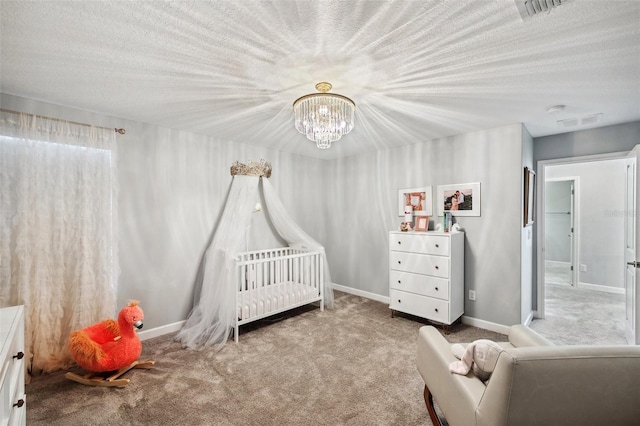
389, 231, 464, 325
1, 306, 26, 426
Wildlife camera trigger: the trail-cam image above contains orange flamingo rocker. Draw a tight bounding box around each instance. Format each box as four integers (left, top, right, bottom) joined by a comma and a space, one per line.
65, 301, 155, 387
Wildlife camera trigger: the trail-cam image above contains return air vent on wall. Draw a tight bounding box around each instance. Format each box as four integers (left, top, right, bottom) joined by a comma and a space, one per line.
514, 0, 573, 20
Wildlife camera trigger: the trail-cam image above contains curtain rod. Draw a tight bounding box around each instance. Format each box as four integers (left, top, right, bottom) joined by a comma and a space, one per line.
0, 108, 126, 134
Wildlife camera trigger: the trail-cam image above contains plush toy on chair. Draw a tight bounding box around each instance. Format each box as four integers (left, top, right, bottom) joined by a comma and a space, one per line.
449, 339, 504, 382
65, 301, 155, 387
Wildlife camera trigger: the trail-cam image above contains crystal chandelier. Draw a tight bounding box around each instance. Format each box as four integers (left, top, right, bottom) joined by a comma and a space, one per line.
293, 82, 355, 149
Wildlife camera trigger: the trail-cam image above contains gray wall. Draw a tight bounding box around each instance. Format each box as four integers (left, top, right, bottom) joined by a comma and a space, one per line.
534, 122, 640, 162
546, 159, 626, 289
533, 121, 640, 307
325, 124, 526, 326
17, 88, 635, 328
1, 93, 328, 330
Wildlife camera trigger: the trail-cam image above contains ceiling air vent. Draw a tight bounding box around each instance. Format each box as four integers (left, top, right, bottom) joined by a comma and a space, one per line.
514, 0, 573, 20
557, 113, 603, 129
579, 113, 603, 126
557, 117, 579, 129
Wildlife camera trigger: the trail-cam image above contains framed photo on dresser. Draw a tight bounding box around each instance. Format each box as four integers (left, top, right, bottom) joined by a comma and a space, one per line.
414, 216, 429, 231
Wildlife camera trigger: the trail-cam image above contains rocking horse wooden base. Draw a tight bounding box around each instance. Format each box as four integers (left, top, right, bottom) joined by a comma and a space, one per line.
65, 359, 155, 387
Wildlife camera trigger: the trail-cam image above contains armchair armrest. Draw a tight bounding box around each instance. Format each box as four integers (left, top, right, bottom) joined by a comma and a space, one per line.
508, 324, 554, 347
416, 326, 487, 426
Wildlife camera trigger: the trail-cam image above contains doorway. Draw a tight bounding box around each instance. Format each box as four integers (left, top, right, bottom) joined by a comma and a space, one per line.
535, 154, 628, 345
544, 178, 577, 287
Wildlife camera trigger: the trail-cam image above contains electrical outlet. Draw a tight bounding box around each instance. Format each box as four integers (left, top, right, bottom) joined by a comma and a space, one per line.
580, 264, 587, 272
469, 290, 476, 301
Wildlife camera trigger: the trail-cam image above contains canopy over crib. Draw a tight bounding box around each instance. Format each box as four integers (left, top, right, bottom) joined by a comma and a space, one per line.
176, 160, 334, 350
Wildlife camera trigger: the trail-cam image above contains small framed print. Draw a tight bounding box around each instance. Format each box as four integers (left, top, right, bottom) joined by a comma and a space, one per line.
414, 216, 429, 231
398, 187, 433, 216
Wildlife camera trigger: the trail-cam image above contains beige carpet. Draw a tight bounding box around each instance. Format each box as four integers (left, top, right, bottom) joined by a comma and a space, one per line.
26, 291, 506, 426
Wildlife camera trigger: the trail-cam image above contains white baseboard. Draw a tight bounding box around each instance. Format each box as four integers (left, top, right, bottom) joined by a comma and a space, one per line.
577, 282, 625, 295
461, 316, 511, 335
332, 283, 513, 335
137, 320, 185, 341
145, 287, 519, 341
545, 260, 571, 267
137, 283, 386, 342
523, 311, 534, 326
331, 283, 390, 304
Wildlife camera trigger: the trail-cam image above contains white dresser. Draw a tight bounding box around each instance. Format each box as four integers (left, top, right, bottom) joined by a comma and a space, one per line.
389, 231, 464, 326
1, 305, 26, 426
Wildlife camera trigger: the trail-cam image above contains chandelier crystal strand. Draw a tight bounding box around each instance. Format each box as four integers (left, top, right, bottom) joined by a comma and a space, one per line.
293, 82, 355, 149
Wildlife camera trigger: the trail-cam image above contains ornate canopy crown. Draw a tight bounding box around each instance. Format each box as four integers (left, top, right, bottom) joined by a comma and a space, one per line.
230, 160, 272, 178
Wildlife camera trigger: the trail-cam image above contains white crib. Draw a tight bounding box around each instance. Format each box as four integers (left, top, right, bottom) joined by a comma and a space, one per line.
234, 247, 324, 342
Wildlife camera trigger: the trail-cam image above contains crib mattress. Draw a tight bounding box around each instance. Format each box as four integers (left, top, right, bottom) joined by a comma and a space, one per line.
237, 281, 319, 320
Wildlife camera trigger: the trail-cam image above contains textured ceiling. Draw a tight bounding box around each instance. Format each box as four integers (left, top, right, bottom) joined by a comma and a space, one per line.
1, 1, 639, 159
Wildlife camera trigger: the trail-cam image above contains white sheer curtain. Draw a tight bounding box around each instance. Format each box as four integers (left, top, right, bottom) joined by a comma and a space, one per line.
176, 175, 259, 350
0, 110, 118, 375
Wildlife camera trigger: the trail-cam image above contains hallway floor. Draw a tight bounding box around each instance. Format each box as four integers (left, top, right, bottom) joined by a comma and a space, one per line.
544, 260, 572, 286
529, 283, 627, 345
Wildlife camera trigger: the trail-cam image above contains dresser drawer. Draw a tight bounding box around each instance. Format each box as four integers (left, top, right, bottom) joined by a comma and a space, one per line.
389, 251, 449, 278
389, 289, 449, 324
389, 270, 449, 300
390, 233, 450, 256
7, 393, 26, 426
1, 306, 25, 426
0, 358, 26, 424
1, 354, 25, 424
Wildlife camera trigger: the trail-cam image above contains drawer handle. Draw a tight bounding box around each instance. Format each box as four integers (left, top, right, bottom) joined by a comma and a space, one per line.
13, 399, 25, 408
397, 241, 401, 245
434, 308, 439, 313
398, 299, 402, 303
397, 280, 401, 284
435, 287, 439, 291
13, 351, 24, 360
435, 266, 439, 270
398, 261, 401, 264
435, 244, 439, 248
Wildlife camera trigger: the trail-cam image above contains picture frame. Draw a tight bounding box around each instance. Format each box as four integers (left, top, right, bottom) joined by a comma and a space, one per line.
398, 186, 433, 216
414, 215, 429, 232
436, 182, 481, 217
524, 167, 536, 227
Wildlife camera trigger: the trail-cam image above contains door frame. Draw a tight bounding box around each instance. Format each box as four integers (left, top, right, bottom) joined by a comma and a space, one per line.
624, 147, 639, 344
536, 151, 628, 319
544, 176, 579, 288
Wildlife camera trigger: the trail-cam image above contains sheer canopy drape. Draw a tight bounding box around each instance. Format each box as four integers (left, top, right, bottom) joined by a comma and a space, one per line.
0, 111, 118, 374
176, 175, 260, 350
177, 173, 333, 351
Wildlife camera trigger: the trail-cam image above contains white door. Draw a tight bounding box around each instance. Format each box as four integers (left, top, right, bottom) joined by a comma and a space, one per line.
624, 147, 639, 344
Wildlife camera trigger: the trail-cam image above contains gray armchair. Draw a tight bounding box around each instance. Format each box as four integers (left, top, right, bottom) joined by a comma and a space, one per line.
416, 325, 640, 426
